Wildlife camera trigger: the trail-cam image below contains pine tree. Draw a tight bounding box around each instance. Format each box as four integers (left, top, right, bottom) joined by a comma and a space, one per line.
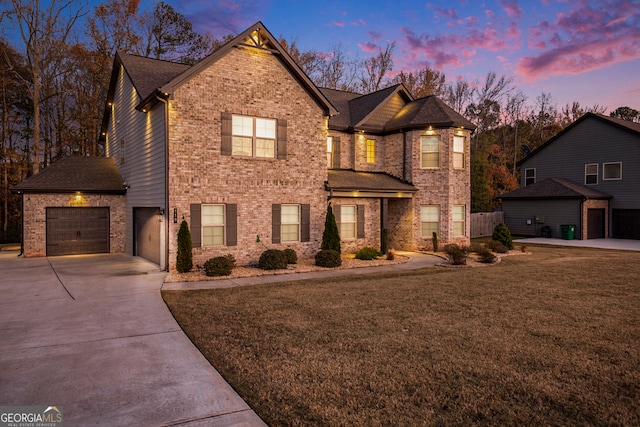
176, 219, 193, 273
321, 203, 341, 253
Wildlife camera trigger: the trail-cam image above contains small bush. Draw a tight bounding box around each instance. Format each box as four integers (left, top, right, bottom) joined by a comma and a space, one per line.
444, 244, 469, 265
386, 249, 395, 260
259, 249, 288, 270
476, 246, 497, 264
486, 239, 509, 253
355, 247, 381, 260
283, 248, 298, 264
469, 242, 485, 253
315, 249, 342, 268
204, 255, 236, 277
492, 222, 514, 250
432, 232, 439, 252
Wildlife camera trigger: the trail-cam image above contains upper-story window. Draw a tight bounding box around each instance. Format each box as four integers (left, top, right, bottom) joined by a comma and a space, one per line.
420, 136, 439, 168
232, 115, 276, 157
327, 137, 333, 168
525, 168, 536, 186
585, 164, 598, 185
366, 139, 375, 163
603, 162, 622, 180
453, 136, 465, 169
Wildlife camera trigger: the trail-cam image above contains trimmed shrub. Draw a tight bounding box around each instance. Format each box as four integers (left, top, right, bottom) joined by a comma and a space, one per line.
492, 222, 513, 250
432, 232, 439, 252
355, 247, 381, 260
321, 203, 341, 253
486, 239, 509, 253
283, 248, 298, 264
204, 255, 236, 277
176, 220, 193, 273
469, 242, 485, 253
476, 246, 497, 263
315, 249, 342, 268
259, 249, 288, 270
444, 244, 469, 265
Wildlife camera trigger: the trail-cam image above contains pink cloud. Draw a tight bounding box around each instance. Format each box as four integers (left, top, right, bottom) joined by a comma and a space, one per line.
499, 0, 523, 19
358, 42, 379, 53
332, 20, 345, 27
368, 30, 384, 41
519, 0, 640, 80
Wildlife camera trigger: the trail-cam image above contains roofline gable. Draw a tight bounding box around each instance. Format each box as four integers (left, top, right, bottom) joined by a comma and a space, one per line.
353, 84, 413, 129
156, 21, 337, 116
517, 112, 640, 166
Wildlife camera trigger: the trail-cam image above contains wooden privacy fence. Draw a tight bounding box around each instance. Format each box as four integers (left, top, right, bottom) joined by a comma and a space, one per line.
471, 211, 504, 238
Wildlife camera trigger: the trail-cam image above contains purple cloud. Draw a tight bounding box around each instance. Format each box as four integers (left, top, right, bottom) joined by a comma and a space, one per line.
499, 0, 523, 19
368, 30, 384, 41
358, 42, 379, 53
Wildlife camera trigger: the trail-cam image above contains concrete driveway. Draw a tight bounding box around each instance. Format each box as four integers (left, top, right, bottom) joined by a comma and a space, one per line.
0, 251, 265, 426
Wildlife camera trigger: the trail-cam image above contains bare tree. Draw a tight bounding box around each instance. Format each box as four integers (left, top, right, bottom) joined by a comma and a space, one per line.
359, 41, 395, 93
4, 0, 85, 173
314, 43, 360, 92
445, 77, 474, 115
393, 66, 447, 98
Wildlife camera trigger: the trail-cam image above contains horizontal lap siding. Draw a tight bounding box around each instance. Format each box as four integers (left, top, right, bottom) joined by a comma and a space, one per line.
503, 199, 581, 238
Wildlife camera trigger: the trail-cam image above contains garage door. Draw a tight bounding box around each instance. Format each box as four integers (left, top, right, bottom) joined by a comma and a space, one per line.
612, 209, 640, 239
134, 208, 161, 265
46, 207, 110, 256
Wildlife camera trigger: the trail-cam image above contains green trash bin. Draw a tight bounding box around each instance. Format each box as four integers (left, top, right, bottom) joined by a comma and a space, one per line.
561, 224, 575, 240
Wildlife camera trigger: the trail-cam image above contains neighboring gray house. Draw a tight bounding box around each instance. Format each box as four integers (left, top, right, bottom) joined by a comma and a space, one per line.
501, 113, 640, 239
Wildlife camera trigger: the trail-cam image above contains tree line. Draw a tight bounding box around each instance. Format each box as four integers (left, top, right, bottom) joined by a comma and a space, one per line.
1, 0, 638, 242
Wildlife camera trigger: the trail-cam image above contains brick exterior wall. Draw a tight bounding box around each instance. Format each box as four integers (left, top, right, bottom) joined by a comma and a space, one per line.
330, 198, 381, 253
21, 193, 126, 257
166, 46, 328, 269
581, 199, 609, 240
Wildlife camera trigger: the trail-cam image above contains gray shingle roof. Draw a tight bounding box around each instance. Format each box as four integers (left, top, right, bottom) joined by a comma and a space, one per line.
319, 88, 361, 128
119, 53, 190, 101
499, 178, 611, 200
327, 169, 417, 193
13, 157, 125, 194
386, 95, 476, 131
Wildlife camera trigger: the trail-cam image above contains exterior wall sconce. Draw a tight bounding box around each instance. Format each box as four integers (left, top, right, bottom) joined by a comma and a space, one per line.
426, 126, 435, 135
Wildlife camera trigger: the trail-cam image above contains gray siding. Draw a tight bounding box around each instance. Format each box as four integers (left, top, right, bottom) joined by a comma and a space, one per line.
503, 199, 581, 238
106, 65, 167, 259
521, 116, 640, 210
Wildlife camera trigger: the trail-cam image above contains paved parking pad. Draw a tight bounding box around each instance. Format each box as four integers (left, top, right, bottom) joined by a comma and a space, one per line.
0, 252, 265, 426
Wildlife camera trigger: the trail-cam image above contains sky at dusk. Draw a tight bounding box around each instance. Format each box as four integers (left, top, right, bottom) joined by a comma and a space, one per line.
163, 0, 639, 114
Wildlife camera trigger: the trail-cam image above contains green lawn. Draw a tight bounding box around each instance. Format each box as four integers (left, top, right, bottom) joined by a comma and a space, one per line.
163, 245, 640, 426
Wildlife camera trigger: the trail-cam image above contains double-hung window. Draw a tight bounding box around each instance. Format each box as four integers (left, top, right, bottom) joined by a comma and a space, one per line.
585, 164, 598, 185
453, 136, 465, 169
232, 115, 276, 157
327, 137, 333, 168
452, 205, 465, 237
281, 204, 300, 242
202, 204, 225, 246
421, 206, 440, 237
421, 136, 439, 168
366, 139, 375, 163
340, 205, 357, 239
524, 168, 536, 186
603, 162, 622, 180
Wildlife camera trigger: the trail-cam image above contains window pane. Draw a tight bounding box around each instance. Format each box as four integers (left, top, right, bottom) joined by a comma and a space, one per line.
232, 136, 252, 156
421, 136, 439, 152
256, 138, 275, 157
453, 221, 465, 236
603, 163, 621, 179
366, 139, 375, 163
422, 222, 438, 237
281, 224, 299, 242
525, 169, 535, 178
340, 205, 356, 239
327, 137, 333, 152
453, 206, 465, 221
255, 118, 276, 138
281, 205, 300, 223
453, 136, 465, 153
203, 226, 224, 246
202, 205, 224, 225
421, 206, 439, 221
453, 152, 464, 169
232, 115, 253, 136
341, 223, 355, 239
341, 205, 356, 222
422, 152, 439, 168
586, 164, 598, 174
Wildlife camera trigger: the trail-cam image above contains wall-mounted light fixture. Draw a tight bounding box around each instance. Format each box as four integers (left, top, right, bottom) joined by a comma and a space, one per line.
426, 126, 435, 135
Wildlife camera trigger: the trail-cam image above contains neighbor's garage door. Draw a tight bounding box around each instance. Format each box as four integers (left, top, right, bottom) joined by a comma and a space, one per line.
612, 209, 640, 239
134, 207, 161, 265
46, 207, 110, 256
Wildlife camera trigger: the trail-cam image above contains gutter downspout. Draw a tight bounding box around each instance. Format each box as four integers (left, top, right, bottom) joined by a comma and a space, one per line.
156, 94, 170, 271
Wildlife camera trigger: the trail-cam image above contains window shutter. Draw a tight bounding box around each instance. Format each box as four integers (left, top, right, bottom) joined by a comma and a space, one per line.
221, 112, 232, 156
357, 205, 365, 238
301, 204, 310, 242
277, 119, 287, 159
226, 204, 237, 246
333, 137, 341, 168
190, 204, 201, 248
333, 205, 341, 229
272, 204, 281, 244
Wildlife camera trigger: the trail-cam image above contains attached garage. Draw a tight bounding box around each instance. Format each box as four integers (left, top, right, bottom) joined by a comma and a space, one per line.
12, 157, 127, 257
612, 209, 640, 240
46, 207, 110, 256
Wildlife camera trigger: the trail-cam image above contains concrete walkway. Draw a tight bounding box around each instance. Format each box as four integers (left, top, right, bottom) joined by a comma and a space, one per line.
514, 237, 640, 251
0, 251, 265, 426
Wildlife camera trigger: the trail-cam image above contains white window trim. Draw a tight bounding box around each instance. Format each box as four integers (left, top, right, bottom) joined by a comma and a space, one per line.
420, 135, 440, 169
453, 136, 465, 169
281, 204, 301, 242
453, 205, 466, 237
420, 205, 440, 238
202, 204, 225, 246
585, 163, 598, 185
327, 136, 333, 168
603, 162, 622, 181
340, 205, 357, 240
525, 168, 536, 186
231, 114, 276, 158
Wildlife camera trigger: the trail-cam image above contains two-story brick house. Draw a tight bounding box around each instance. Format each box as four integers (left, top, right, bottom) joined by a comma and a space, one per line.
15, 22, 475, 269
